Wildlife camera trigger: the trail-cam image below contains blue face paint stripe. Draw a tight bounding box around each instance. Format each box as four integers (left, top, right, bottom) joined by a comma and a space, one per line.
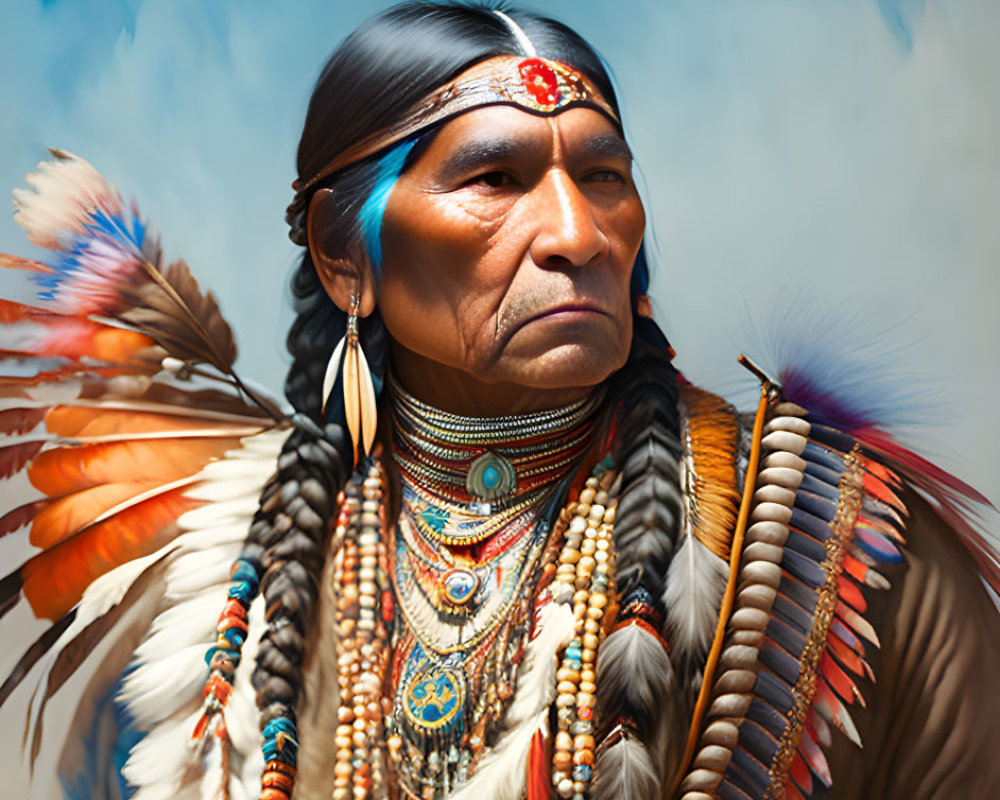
358, 138, 418, 274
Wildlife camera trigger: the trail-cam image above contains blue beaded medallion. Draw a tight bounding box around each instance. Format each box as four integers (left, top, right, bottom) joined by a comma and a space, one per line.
402, 663, 464, 732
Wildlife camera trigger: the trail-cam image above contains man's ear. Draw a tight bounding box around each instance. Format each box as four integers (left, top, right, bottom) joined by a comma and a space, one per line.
307, 188, 377, 317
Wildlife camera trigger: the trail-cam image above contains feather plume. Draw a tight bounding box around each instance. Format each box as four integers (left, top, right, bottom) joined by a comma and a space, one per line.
750, 305, 999, 598
4, 149, 282, 421
121, 259, 237, 375
321, 336, 345, 415
664, 535, 730, 661
591, 734, 660, 800
357, 340, 377, 456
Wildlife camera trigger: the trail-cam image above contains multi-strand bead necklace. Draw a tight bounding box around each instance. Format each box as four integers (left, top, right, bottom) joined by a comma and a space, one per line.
328, 379, 619, 800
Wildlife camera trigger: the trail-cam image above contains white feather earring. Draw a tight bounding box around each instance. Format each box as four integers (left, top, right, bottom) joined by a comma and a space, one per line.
322, 296, 377, 463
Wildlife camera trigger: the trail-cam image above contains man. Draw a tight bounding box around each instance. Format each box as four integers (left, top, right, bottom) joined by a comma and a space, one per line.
0, 4, 997, 800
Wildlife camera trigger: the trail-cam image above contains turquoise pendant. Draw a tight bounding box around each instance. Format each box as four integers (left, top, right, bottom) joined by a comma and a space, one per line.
466, 450, 516, 501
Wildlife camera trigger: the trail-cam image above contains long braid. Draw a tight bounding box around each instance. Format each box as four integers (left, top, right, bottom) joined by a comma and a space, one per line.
592, 314, 687, 800
251, 246, 397, 795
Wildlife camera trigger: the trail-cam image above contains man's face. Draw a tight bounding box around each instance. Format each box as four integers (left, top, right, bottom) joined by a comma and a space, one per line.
376, 105, 645, 396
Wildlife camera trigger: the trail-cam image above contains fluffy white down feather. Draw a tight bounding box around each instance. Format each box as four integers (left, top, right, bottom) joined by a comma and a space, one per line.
447, 600, 574, 800
119, 429, 283, 799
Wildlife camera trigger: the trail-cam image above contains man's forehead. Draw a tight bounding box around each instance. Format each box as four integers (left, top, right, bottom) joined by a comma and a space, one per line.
428, 106, 632, 167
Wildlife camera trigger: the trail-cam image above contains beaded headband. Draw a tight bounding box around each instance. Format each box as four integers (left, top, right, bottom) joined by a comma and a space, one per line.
296, 55, 620, 196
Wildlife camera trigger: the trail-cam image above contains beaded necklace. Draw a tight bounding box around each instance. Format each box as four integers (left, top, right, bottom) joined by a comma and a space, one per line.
389, 374, 604, 515
331, 383, 614, 800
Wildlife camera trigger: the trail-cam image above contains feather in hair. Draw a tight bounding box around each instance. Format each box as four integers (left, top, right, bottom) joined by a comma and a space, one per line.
665, 386, 740, 665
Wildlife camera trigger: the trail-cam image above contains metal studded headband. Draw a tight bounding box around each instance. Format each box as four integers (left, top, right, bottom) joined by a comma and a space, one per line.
296, 55, 621, 194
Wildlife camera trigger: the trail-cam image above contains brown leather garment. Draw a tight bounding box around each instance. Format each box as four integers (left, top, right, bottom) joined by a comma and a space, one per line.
818, 486, 1000, 799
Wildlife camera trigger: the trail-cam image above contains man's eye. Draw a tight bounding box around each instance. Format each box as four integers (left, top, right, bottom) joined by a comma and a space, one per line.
585, 169, 624, 183
473, 171, 513, 188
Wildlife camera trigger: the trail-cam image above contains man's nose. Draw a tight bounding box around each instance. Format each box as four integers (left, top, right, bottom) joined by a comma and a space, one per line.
528, 170, 609, 269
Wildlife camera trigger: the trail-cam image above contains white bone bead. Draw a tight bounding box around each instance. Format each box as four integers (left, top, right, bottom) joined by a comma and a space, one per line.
743, 541, 784, 564
714, 668, 757, 693
730, 607, 770, 632
763, 451, 808, 471
702, 719, 739, 748
773, 401, 809, 417
765, 416, 811, 437
708, 692, 752, 717
740, 561, 781, 587
750, 501, 793, 525
761, 430, 808, 455
757, 466, 805, 489
746, 520, 789, 546
693, 745, 735, 772
737, 583, 777, 610
720, 645, 759, 670
753, 484, 797, 507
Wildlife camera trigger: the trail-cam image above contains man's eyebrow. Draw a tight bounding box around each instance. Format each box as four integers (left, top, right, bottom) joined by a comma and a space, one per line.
436, 131, 633, 181
437, 136, 530, 181
574, 134, 633, 164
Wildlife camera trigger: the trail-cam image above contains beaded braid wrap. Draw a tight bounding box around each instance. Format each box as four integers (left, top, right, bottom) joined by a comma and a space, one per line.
331, 460, 393, 800
551, 465, 619, 799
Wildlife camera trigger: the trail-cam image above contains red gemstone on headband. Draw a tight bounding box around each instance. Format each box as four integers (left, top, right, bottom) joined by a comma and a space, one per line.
518, 58, 562, 106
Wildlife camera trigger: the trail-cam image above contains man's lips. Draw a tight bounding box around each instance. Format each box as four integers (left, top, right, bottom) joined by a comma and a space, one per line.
529, 304, 606, 322
507, 302, 608, 337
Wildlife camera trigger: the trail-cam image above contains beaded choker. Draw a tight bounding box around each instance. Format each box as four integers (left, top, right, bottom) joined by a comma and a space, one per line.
389, 373, 605, 516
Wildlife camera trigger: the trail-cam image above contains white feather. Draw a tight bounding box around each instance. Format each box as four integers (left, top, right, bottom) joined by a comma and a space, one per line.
592, 735, 659, 800
321, 335, 346, 414
663, 535, 729, 660
120, 429, 283, 799
448, 600, 574, 800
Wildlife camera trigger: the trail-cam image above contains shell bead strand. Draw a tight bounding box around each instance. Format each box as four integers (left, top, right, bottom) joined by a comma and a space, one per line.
552, 467, 619, 799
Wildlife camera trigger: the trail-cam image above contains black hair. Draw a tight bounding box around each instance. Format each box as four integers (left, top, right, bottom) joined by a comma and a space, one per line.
244, 4, 681, 797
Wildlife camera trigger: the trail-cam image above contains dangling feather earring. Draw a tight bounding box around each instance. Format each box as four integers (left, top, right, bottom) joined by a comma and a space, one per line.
322, 296, 377, 463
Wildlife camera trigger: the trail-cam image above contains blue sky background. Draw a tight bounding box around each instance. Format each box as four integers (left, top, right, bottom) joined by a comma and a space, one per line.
1, 0, 998, 507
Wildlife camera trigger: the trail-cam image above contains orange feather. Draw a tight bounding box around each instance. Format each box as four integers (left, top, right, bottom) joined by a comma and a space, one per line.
20, 485, 200, 620
788, 749, 812, 795
28, 436, 240, 496
527, 729, 549, 800
29, 482, 164, 550
835, 574, 867, 614
44, 406, 249, 438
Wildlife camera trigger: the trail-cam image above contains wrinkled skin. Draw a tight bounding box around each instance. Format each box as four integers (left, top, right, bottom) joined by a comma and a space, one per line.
310, 105, 644, 415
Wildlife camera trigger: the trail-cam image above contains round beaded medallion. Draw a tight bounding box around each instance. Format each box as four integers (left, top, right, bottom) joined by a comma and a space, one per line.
401, 664, 465, 732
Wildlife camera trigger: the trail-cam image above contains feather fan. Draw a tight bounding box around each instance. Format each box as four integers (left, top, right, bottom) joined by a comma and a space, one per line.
0, 150, 290, 799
